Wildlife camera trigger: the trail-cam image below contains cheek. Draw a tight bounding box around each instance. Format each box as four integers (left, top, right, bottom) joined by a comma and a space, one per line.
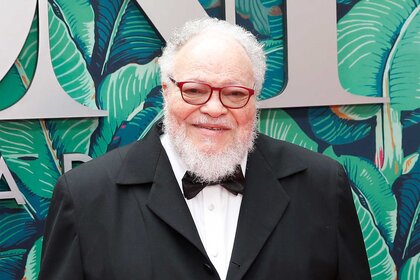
232, 106, 256, 128
166, 95, 197, 121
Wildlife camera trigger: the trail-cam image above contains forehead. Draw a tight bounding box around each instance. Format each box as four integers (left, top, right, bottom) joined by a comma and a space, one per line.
173, 32, 254, 85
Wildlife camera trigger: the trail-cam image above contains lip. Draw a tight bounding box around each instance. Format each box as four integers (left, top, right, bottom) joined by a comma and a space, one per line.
193, 123, 230, 130
192, 123, 231, 135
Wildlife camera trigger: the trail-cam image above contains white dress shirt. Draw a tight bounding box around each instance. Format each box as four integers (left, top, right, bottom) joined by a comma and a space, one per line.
160, 134, 246, 280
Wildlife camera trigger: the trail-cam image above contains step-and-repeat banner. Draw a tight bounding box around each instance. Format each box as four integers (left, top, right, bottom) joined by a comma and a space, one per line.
0, 0, 419, 279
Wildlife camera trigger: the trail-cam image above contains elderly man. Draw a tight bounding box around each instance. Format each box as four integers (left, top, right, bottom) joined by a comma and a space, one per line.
39, 18, 371, 280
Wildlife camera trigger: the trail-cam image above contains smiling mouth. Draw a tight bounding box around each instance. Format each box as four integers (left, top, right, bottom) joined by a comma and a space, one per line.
193, 124, 230, 131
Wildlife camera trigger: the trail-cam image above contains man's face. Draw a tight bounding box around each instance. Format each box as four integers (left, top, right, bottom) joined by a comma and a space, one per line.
163, 32, 257, 156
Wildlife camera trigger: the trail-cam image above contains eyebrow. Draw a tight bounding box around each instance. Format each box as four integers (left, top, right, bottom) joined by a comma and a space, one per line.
180, 77, 249, 86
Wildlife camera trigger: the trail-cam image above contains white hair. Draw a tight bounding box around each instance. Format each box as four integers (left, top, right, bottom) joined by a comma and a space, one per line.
159, 17, 266, 95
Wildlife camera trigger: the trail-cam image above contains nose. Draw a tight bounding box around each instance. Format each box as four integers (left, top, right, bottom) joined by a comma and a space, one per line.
199, 90, 228, 117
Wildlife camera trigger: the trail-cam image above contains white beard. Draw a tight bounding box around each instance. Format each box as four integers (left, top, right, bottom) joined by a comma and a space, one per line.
163, 105, 258, 183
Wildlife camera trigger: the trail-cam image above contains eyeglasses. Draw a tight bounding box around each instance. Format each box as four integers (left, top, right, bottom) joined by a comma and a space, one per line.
169, 77, 255, 109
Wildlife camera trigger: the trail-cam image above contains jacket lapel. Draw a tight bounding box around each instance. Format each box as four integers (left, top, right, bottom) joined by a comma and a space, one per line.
146, 149, 207, 257
116, 123, 207, 258
227, 136, 307, 280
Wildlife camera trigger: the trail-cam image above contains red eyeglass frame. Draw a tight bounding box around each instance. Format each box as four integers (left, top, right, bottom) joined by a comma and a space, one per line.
169, 77, 255, 109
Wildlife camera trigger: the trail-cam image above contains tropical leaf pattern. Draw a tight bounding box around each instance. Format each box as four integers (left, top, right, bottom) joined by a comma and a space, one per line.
0, 0, 418, 279
351, 190, 397, 279
324, 148, 398, 246
0, 14, 38, 111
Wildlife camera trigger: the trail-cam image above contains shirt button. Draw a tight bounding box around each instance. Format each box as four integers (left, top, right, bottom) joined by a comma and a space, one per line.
208, 204, 215, 211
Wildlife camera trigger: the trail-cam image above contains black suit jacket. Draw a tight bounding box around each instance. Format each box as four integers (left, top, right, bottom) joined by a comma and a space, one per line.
39, 124, 371, 280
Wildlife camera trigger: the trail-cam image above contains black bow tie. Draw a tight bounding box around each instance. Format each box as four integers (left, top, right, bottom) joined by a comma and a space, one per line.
182, 165, 245, 200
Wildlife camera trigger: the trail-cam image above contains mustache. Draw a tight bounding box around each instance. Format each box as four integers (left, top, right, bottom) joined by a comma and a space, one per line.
192, 116, 236, 129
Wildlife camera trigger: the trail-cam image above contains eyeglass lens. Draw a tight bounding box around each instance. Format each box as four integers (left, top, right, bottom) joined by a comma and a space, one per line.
181, 82, 250, 108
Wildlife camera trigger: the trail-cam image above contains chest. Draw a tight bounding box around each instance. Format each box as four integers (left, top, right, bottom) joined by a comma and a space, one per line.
76, 186, 337, 280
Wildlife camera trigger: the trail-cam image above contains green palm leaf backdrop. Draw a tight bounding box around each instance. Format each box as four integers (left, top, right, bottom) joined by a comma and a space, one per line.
0, 0, 419, 279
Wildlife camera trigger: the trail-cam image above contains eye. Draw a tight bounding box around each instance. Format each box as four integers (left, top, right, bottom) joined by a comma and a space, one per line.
223, 88, 249, 99
182, 83, 210, 95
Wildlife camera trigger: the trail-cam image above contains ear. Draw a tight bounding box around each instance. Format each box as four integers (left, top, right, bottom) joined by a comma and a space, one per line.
162, 83, 168, 96
161, 83, 171, 105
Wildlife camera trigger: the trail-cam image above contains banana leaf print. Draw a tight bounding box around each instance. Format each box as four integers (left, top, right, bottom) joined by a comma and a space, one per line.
324, 148, 398, 246
0, 249, 27, 279
0, 0, 164, 278
0, 14, 38, 111
236, 0, 285, 100
399, 254, 420, 279
0, 0, 418, 279
23, 237, 42, 280
90, 61, 161, 156
392, 159, 420, 268
198, 0, 224, 18
48, 4, 98, 108
337, 2, 419, 275
336, 0, 420, 181
308, 106, 375, 145
352, 190, 397, 279
258, 109, 318, 151
260, 2, 419, 278
51, 0, 96, 64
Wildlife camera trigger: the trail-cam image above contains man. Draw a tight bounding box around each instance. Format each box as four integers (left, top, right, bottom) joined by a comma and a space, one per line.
39, 18, 371, 279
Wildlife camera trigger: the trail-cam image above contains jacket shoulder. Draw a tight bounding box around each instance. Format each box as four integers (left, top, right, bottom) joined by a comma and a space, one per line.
65, 142, 134, 180
58, 139, 149, 200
